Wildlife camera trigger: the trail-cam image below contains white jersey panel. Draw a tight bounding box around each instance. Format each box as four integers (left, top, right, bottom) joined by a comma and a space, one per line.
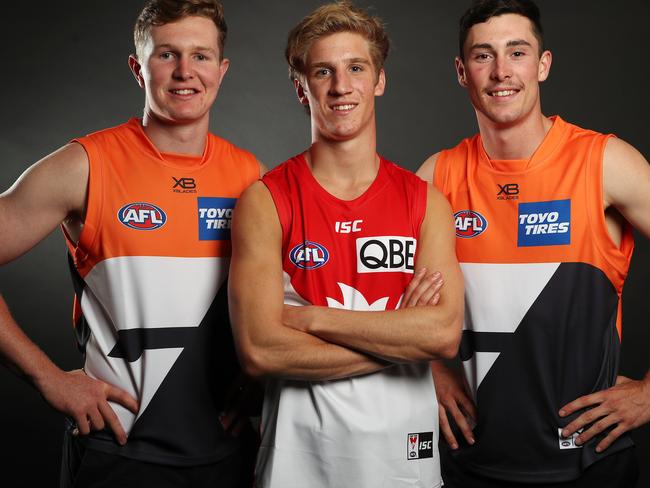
460, 262, 560, 395
257, 274, 440, 488
79, 256, 228, 433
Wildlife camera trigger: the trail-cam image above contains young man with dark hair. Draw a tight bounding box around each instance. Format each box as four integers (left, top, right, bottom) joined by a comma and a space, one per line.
417, 0, 650, 486
229, 2, 463, 487
0, 1, 264, 486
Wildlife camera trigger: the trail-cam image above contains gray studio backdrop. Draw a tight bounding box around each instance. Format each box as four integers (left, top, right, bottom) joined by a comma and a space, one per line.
1, 1, 648, 486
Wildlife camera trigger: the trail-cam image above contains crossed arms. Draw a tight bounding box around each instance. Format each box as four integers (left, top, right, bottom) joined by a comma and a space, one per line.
228, 180, 464, 381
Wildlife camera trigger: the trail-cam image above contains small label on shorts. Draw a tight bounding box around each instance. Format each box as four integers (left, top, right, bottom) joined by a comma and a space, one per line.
558, 428, 583, 450
407, 432, 434, 460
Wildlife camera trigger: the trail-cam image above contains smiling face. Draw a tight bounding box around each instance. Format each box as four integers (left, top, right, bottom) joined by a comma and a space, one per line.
297, 31, 385, 143
129, 15, 229, 127
456, 13, 551, 128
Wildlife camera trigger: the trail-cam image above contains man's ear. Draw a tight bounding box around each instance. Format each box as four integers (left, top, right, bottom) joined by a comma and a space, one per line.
455, 56, 468, 88
538, 50, 552, 82
128, 55, 145, 88
294, 78, 309, 106
374, 68, 386, 96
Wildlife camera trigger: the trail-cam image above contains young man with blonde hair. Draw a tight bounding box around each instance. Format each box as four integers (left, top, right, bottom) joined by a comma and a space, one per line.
417, 0, 650, 486
0, 0, 263, 486
230, 2, 463, 487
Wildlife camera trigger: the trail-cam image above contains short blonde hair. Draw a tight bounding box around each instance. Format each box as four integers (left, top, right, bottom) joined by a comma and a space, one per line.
285, 1, 390, 81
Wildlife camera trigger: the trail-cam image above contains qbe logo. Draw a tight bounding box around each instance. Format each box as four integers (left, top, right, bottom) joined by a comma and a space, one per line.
289, 241, 329, 270
407, 432, 434, 460
356, 236, 416, 274
454, 210, 488, 238
118, 202, 167, 231
518, 199, 570, 247
198, 197, 237, 241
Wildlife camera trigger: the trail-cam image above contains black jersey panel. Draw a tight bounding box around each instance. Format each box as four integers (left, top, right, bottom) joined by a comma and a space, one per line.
453, 262, 633, 483
84, 281, 247, 466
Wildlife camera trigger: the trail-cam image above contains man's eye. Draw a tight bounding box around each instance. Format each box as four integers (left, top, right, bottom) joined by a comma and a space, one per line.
350, 65, 362, 72
160, 52, 173, 60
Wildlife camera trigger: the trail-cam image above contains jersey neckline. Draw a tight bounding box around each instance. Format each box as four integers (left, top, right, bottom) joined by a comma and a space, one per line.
294, 152, 390, 210
126, 118, 212, 171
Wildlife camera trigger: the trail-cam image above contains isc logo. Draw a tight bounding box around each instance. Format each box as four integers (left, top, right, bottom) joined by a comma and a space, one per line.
454, 210, 488, 238
118, 203, 167, 230
356, 236, 416, 274
407, 432, 434, 460
335, 220, 362, 233
289, 241, 329, 270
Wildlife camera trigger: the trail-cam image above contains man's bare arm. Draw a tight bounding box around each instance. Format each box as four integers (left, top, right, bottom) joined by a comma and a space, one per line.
0, 144, 138, 443
415, 152, 441, 184
229, 181, 390, 381
560, 137, 650, 451
0, 143, 87, 263
283, 186, 464, 363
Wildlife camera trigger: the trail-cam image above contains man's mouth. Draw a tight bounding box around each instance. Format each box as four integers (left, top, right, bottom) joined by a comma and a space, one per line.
170, 89, 198, 95
331, 103, 357, 111
488, 89, 518, 97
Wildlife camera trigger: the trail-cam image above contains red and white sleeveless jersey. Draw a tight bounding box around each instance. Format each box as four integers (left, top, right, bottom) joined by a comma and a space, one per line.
257, 154, 441, 488
433, 116, 634, 483
65, 119, 259, 465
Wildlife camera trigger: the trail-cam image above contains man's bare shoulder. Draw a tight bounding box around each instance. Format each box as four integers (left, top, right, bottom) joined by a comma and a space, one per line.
416, 152, 441, 184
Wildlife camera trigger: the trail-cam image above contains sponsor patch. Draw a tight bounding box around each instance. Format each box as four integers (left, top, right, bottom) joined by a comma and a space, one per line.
518, 199, 570, 247
198, 197, 236, 241
356, 236, 416, 274
454, 210, 488, 238
558, 428, 583, 450
118, 202, 167, 231
289, 241, 329, 269
407, 432, 434, 460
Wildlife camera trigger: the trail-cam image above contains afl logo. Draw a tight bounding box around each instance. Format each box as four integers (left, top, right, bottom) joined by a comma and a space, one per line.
454, 210, 488, 238
289, 241, 329, 270
118, 202, 167, 231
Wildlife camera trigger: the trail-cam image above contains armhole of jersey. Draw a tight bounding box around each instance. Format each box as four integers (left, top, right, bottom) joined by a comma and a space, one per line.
433, 151, 450, 196
413, 178, 428, 239
70, 137, 104, 273
585, 134, 634, 280
261, 175, 290, 243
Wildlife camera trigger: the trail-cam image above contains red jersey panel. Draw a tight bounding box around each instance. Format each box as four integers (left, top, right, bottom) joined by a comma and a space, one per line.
256, 155, 441, 488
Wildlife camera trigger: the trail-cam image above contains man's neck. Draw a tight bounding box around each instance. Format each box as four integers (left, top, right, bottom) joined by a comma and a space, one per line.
141, 113, 210, 156
477, 109, 553, 161
307, 127, 379, 201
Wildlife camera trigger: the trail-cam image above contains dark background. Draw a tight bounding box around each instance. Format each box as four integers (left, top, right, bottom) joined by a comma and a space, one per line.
0, 1, 647, 485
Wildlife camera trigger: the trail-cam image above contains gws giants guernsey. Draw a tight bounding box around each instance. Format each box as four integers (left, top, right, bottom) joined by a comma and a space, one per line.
65, 119, 259, 465
433, 116, 634, 483
258, 155, 441, 488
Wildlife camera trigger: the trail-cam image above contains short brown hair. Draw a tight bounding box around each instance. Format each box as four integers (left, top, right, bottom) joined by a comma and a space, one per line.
459, 0, 544, 60
134, 0, 228, 59
285, 1, 390, 81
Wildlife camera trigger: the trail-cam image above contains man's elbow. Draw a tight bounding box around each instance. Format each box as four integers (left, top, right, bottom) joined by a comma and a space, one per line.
237, 344, 281, 379
424, 310, 463, 360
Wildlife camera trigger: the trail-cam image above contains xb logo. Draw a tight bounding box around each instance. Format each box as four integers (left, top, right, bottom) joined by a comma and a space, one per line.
173, 177, 197, 193
497, 183, 519, 200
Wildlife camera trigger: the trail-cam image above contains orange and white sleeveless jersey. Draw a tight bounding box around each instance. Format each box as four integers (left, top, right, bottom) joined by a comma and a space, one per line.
433, 116, 634, 483
65, 119, 259, 465
257, 155, 441, 488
